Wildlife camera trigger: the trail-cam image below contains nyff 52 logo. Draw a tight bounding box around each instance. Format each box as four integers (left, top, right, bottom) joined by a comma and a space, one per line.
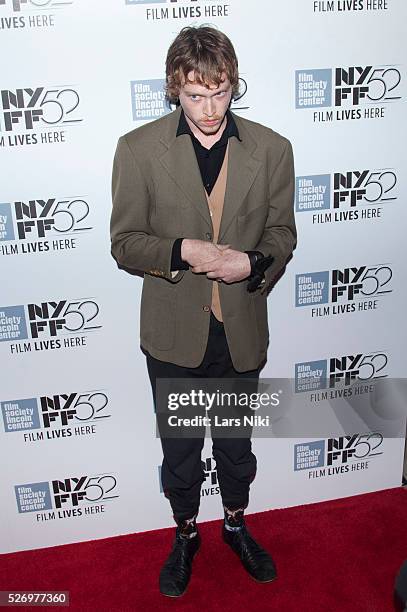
0, 197, 91, 241
295, 351, 388, 392
0, 299, 101, 353
296, 65, 402, 108
296, 168, 397, 216
15, 473, 119, 513
296, 264, 393, 315
2, 391, 110, 433
294, 433, 383, 472
28, 300, 100, 338
296, 65, 402, 122
0, 86, 82, 132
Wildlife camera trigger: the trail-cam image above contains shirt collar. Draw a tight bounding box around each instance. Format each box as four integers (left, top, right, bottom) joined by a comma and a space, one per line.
176, 108, 241, 143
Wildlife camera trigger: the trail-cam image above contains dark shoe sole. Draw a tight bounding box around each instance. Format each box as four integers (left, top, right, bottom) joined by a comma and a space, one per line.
250, 572, 277, 584
222, 530, 277, 584
159, 547, 200, 598
234, 559, 277, 584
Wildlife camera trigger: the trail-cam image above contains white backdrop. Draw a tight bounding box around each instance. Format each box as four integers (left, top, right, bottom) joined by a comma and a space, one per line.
1, 0, 406, 553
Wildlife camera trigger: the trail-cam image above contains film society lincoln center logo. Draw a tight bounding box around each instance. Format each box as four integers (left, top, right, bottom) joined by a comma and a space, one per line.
131, 79, 171, 122
15, 473, 119, 521
0, 0, 73, 30
126, 0, 230, 22
0, 298, 102, 355
295, 64, 402, 122
0, 85, 83, 147
296, 167, 397, 223
295, 263, 393, 317
1, 390, 111, 442
294, 433, 384, 478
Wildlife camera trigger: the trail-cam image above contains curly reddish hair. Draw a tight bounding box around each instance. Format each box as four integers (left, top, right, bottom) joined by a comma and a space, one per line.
165, 25, 240, 103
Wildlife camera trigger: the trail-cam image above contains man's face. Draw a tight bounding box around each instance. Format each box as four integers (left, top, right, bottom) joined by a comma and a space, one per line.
178, 71, 233, 136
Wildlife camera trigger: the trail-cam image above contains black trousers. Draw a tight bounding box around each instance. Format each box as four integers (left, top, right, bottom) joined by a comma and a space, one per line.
146, 312, 259, 522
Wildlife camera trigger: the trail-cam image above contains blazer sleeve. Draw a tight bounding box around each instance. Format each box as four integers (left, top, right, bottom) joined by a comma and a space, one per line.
253, 139, 297, 294
110, 135, 185, 283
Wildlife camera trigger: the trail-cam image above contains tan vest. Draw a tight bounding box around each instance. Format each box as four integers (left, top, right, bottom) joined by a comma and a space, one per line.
205, 143, 229, 322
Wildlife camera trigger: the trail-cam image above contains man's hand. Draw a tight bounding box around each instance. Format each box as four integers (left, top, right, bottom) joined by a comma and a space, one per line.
191, 248, 251, 284
181, 239, 230, 267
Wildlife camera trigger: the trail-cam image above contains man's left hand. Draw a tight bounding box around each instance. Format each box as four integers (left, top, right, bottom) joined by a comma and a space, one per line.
191, 249, 251, 283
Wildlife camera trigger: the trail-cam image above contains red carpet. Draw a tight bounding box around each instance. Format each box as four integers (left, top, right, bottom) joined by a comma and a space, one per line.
1, 488, 406, 611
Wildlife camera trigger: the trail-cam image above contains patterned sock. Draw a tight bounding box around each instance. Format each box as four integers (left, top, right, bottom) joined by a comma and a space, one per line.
224, 506, 245, 532
177, 513, 198, 539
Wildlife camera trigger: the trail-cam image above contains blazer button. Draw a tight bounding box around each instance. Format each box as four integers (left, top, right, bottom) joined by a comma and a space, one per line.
205, 232, 212, 240
202, 305, 210, 312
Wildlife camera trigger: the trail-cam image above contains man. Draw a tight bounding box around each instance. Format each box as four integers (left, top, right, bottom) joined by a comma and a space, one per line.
110, 25, 296, 597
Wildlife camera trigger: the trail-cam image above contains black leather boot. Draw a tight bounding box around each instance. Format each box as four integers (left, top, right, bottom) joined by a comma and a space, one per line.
159, 527, 201, 597
222, 523, 277, 583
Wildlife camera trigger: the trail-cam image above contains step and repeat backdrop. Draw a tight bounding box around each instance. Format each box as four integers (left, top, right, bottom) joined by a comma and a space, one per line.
1, 0, 406, 553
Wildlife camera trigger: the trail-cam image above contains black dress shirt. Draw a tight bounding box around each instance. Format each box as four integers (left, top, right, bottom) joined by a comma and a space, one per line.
176, 108, 241, 196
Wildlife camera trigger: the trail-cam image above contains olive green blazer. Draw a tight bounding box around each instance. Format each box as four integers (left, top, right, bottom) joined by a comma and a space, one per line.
110, 106, 296, 372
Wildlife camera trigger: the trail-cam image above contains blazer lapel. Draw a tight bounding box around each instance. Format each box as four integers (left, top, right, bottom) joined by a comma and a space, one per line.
218, 127, 262, 242
158, 108, 212, 229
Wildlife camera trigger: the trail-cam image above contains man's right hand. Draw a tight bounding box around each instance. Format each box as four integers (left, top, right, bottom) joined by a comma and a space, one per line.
181, 239, 230, 268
